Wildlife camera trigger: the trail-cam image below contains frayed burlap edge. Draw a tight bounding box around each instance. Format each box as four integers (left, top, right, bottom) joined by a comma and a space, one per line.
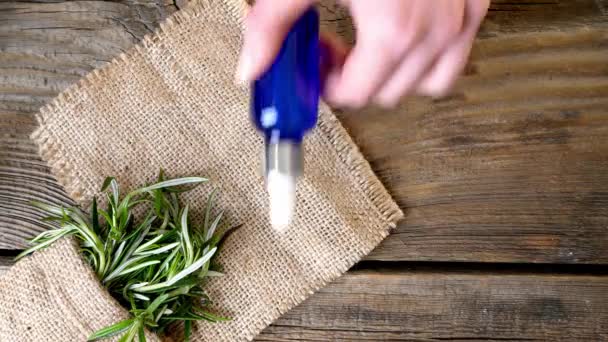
30, 0, 247, 204
30, 0, 402, 227
0, 237, 162, 342
29, 1, 404, 340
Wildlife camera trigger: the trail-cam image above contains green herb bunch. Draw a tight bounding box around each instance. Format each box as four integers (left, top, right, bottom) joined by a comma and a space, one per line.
17, 172, 236, 342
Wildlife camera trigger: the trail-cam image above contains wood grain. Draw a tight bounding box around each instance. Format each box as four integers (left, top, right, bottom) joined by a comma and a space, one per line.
0, 257, 605, 341
3, 1, 608, 340
0, 0, 176, 250
257, 269, 608, 341
353, 6, 608, 264
1, 1, 608, 265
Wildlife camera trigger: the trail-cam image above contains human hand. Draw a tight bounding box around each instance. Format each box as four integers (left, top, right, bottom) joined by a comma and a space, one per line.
236, 0, 490, 108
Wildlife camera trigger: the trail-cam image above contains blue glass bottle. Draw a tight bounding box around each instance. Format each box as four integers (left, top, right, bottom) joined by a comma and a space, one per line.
251, 7, 320, 229
252, 7, 320, 146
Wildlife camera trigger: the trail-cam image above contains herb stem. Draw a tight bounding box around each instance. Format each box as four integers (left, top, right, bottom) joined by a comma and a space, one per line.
20, 173, 232, 342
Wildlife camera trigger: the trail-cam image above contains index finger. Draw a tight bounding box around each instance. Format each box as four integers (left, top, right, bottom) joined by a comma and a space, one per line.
237, 0, 316, 82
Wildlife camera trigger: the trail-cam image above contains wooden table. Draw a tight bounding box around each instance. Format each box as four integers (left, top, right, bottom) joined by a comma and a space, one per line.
1, 0, 607, 340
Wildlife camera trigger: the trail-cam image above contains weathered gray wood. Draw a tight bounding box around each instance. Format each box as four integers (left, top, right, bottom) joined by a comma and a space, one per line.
353, 4, 608, 264
257, 269, 608, 341
3, 1, 607, 341
2, 0, 608, 265
0, 0, 177, 250
0, 257, 605, 341
318, 0, 608, 264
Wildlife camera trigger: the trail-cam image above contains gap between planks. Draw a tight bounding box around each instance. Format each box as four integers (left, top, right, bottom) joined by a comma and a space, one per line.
256, 269, 608, 341
2, 254, 607, 341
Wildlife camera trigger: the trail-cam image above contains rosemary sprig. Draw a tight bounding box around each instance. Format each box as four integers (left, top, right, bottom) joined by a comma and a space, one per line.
17, 171, 236, 342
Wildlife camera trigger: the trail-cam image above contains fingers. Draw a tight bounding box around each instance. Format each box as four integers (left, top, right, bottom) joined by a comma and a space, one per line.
323, 0, 478, 108
372, 41, 437, 107
318, 31, 349, 95
323, 36, 405, 107
415, 30, 474, 97
374, 0, 465, 106
237, 0, 315, 83
417, 0, 490, 97
238, 0, 489, 108
323, 0, 420, 108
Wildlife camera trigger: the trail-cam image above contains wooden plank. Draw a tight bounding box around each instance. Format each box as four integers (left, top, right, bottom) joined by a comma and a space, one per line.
486, 0, 608, 28
355, 7, 608, 263
0, 0, 176, 250
1, 257, 606, 341
257, 269, 608, 341
2, 0, 608, 265
320, 0, 608, 264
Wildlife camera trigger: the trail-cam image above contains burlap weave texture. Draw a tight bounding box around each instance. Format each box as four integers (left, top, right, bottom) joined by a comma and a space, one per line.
1, 0, 403, 341
0, 238, 161, 342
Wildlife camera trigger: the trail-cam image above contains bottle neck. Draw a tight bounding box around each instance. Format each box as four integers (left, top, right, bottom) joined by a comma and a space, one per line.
264, 128, 304, 145
264, 140, 303, 179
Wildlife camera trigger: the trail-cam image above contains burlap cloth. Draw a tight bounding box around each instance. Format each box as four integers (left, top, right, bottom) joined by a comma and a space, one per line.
0, 0, 403, 341
0, 238, 161, 342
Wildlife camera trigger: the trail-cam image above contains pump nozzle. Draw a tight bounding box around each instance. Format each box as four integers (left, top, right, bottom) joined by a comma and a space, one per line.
265, 141, 302, 230
252, 7, 320, 231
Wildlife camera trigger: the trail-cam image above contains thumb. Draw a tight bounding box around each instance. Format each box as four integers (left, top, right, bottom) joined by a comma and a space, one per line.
237, 0, 316, 83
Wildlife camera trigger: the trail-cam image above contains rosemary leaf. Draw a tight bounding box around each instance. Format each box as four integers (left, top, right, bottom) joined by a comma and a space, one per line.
87, 318, 134, 341
21, 172, 231, 342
